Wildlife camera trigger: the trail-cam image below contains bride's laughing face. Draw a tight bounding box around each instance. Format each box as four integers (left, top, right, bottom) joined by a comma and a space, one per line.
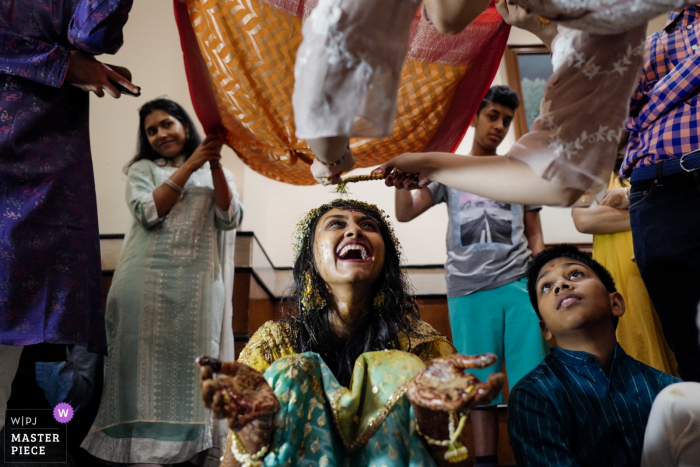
313, 208, 385, 288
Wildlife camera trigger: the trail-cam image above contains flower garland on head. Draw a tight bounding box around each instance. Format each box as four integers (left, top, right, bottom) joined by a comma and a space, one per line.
292, 199, 401, 262
287, 198, 422, 387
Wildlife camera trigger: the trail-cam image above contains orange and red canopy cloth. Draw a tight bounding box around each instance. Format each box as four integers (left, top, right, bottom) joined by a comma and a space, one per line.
175, 0, 509, 185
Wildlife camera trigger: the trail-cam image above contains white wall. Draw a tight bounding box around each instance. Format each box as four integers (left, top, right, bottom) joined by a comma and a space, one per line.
90, 0, 246, 236
91, 2, 667, 267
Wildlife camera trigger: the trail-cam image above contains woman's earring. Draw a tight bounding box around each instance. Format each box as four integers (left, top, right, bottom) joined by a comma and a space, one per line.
373, 284, 385, 311
301, 268, 326, 313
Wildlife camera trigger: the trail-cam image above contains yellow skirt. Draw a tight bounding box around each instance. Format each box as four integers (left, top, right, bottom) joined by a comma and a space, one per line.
593, 231, 678, 376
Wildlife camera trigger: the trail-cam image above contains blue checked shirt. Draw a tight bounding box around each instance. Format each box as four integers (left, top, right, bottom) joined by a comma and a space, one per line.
507, 345, 679, 466
622, 6, 700, 177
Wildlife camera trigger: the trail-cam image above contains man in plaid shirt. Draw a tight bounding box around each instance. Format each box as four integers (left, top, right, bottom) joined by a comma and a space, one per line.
623, 5, 700, 382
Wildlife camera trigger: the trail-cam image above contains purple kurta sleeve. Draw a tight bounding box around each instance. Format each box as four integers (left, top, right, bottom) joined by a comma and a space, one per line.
0, 0, 133, 88
68, 0, 134, 55
0, 31, 71, 87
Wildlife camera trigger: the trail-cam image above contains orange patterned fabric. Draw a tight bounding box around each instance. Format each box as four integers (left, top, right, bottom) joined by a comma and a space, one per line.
176, 0, 508, 185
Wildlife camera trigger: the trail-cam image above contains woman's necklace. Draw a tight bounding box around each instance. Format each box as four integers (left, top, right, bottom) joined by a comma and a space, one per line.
154, 155, 186, 168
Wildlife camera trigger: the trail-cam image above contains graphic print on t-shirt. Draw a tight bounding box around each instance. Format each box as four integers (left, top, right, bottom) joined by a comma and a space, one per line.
456, 192, 513, 247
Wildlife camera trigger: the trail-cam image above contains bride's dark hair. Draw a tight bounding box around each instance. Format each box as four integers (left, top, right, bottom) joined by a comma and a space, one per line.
285, 199, 422, 386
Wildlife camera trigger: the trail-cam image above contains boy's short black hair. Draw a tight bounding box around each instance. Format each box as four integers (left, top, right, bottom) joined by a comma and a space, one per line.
527, 244, 617, 319
477, 85, 520, 114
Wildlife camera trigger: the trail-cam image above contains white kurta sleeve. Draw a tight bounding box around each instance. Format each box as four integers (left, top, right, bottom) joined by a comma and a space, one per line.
126, 161, 163, 229
214, 168, 243, 231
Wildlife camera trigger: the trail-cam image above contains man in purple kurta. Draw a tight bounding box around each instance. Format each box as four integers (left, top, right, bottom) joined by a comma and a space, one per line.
0, 0, 135, 427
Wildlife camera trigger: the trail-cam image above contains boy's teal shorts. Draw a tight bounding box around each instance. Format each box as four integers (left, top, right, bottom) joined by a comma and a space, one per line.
447, 278, 549, 406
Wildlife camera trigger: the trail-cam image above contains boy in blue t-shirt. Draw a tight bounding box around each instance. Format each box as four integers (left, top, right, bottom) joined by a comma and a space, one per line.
395, 85, 549, 467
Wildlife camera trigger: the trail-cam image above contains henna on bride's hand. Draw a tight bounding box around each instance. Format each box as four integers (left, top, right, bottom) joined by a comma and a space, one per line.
197, 357, 280, 466
196, 357, 280, 429
407, 354, 505, 465
408, 353, 505, 412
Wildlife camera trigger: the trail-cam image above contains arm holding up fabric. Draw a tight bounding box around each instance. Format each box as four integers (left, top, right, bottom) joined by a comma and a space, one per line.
211, 162, 233, 211
371, 5, 572, 205
422, 0, 492, 35
308, 139, 356, 185
212, 164, 244, 231
152, 134, 226, 217
495, 0, 557, 50
209, 127, 234, 213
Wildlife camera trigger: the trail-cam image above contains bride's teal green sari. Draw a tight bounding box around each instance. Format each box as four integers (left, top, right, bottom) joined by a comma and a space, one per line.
228, 320, 456, 466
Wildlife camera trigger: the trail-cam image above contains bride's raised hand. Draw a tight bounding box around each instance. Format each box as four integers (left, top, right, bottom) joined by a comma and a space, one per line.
197, 356, 279, 428
407, 353, 505, 466
197, 356, 280, 467
408, 353, 504, 412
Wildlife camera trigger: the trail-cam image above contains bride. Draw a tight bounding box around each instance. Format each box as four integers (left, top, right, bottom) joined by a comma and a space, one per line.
197, 199, 504, 467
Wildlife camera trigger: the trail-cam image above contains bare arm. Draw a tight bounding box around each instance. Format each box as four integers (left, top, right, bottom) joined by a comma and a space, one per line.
495, 0, 557, 51
524, 210, 545, 256
422, 0, 491, 35
395, 187, 434, 222
307, 137, 355, 186
571, 205, 631, 235
153, 134, 226, 217
375, 152, 583, 207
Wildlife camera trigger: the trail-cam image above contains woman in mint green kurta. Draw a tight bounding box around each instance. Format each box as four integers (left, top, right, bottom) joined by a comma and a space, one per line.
82, 99, 242, 466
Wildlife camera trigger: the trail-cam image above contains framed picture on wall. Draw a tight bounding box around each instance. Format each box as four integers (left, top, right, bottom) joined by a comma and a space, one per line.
504, 45, 553, 139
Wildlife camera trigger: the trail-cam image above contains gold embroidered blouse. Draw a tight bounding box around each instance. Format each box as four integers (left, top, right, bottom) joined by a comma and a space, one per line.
237, 318, 456, 373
